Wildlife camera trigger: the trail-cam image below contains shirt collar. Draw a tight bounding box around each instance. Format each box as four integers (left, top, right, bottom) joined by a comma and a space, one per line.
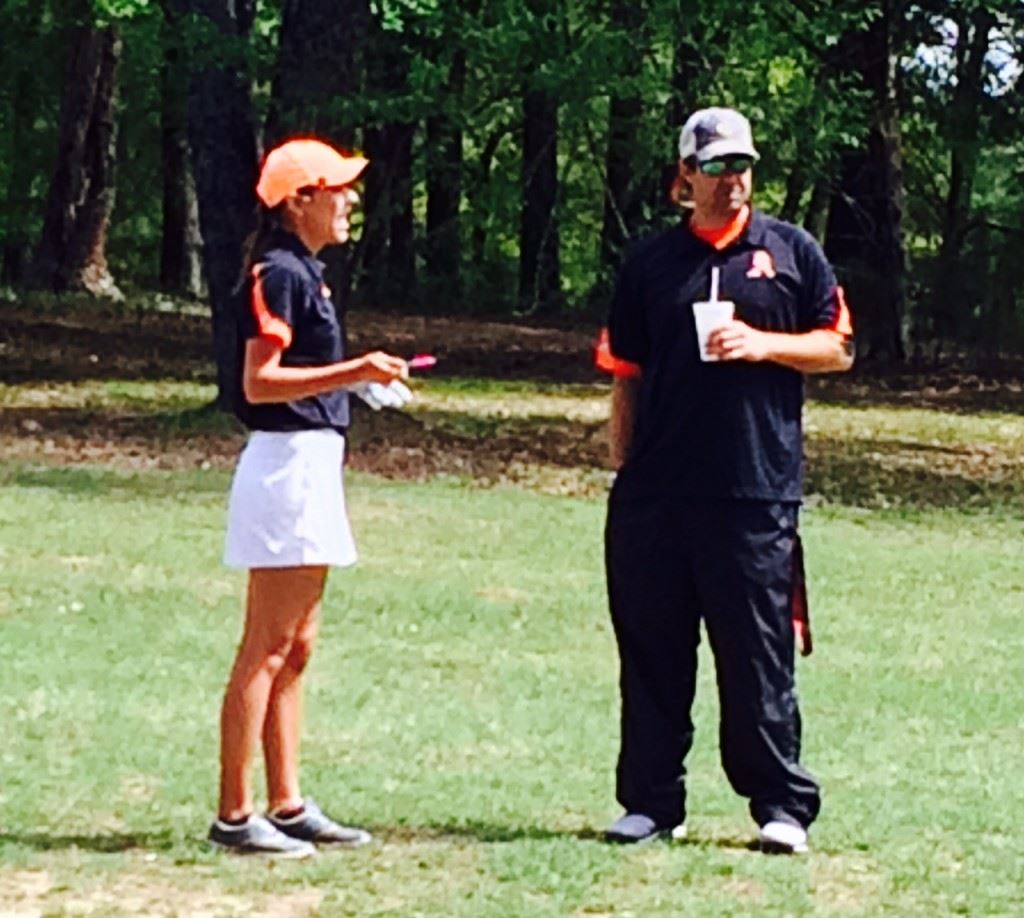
681, 207, 767, 253
271, 229, 326, 275
744, 210, 769, 247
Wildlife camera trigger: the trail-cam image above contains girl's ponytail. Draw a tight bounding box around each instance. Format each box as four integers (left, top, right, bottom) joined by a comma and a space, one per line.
235, 204, 285, 294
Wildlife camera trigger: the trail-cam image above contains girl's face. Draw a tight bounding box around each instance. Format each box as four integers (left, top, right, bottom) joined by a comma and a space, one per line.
288, 186, 360, 250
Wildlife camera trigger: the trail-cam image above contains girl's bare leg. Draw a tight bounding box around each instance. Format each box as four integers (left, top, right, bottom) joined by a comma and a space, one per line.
217, 566, 327, 820
264, 568, 326, 812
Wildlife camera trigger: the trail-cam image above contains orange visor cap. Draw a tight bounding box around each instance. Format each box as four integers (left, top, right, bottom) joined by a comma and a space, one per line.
256, 139, 368, 207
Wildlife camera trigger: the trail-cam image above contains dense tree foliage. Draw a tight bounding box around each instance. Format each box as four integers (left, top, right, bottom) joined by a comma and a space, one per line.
0, 0, 1021, 362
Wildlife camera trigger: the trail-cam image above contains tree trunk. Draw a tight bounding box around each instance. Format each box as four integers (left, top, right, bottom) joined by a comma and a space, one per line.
519, 88, 560, 313
358, 125, 389, 301
358, 120, 416, 304
266, 0, 372, 305
780, 163, 807, 224
183, 0, 259, 408
355, 20, 415, 306
2, 68, 36, 285
265, 0, 371, 149
824, 1, 907, 362
160, 0, 203, 297
600, 0, 646, 274
933, 5, 994, 350
467, 126, 509, 269
31, 25, 122, 298
387, 123, 416, 297
424, 51, 465, 303
802, 174, 831, 241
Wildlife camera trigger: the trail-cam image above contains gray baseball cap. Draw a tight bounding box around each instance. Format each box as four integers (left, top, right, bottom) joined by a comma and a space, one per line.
678, 107, 759, 162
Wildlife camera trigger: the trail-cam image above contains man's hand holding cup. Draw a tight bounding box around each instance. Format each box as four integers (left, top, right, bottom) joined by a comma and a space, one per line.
694, 266, 770, 363
706, 320, 771, 363
692, 266, 735, 361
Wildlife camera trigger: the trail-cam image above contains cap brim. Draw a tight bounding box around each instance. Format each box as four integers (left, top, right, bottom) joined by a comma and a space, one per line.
695, 141, 759, 162
324, 156, 368, 188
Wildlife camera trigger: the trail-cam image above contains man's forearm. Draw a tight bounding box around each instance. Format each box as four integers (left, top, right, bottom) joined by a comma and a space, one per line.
763, 329, 854, 374
710, 321, 854, 374
609, 376, 640, 470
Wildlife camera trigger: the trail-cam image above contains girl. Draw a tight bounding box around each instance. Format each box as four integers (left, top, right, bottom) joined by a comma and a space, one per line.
208, 138, 408, 858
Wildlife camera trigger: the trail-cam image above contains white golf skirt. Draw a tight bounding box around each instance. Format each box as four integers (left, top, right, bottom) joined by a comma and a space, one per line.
224, 429, 358, 569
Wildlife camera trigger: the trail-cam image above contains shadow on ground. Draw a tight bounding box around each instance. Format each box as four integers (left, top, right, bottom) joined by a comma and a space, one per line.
3, 300, 1023, 508
0, 831, 177, 854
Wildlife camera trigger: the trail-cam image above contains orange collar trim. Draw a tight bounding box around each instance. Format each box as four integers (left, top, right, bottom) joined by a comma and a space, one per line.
689, 206, 751, 251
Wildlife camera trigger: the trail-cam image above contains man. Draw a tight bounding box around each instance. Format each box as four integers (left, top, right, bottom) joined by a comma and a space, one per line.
601, 107, 853, 854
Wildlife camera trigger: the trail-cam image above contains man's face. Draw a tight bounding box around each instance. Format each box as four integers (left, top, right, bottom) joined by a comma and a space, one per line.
681, 155, 753, 219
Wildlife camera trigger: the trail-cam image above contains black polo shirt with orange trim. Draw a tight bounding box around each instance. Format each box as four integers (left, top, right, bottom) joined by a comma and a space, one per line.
607, 209, 851, 502
234, 230, 350, 432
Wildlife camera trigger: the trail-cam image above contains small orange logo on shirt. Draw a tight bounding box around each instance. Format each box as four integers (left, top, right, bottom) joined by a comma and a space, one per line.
747, 250, 776, 279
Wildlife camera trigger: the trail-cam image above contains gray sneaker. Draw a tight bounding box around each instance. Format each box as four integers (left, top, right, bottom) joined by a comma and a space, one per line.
208, 814, 317, 858
268, 798, 372, 848
604, 813, 686, 845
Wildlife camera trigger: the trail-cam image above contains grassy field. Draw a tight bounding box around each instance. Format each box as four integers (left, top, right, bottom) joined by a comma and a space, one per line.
1, 460, 1023, 915
2, 302, 1023, 915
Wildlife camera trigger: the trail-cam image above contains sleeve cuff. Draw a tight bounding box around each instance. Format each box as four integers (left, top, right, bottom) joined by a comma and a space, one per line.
251, 268, 293, 350
594, 328, 641, 378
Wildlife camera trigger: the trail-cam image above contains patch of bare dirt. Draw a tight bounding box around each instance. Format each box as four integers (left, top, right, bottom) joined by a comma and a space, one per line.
0, 407, 245, 471
0, 301, 599, 385
1, 298, 612, 493
809, 366, 1024, 415
3, 299, 1023, 506
0, 395, 613, 496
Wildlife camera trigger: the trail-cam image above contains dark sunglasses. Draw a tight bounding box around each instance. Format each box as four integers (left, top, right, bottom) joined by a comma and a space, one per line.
699, 157, 754, 176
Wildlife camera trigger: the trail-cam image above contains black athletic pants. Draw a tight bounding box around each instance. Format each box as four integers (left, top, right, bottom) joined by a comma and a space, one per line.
605, 493, 821, 829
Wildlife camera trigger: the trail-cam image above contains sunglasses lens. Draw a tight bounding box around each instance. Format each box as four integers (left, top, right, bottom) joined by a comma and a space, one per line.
701, 157, 752, 175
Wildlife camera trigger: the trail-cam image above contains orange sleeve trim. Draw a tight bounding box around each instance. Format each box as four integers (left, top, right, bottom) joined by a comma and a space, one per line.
827, 285, 854, 336
689, 205, 750, 251
251, 266, 293, 349
594, 327, 641, 378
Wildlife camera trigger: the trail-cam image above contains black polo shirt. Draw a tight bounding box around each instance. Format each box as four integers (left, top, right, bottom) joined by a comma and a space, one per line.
234, 230, 350, 433
608, 210, 846, 502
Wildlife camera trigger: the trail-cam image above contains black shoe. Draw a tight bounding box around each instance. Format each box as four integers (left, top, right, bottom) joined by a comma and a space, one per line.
268, 798, 372, 848
604, 813, 686, 845
208, 814, 317, 858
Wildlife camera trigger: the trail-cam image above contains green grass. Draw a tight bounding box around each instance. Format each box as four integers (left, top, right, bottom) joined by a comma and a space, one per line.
1, 464, 1022, 915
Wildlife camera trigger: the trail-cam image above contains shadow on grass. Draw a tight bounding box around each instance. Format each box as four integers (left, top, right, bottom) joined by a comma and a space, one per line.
4, 379, 1022, 511
377, 821, 603, 844
350, 405, 607, 470
0, 830, 177, 853
805, 435, 1024, 512
808, 370, 1024, 415
1, 404, 240, 439
1, 464, 229, 498
0, 825, 794, 857
376, 821, 766, 853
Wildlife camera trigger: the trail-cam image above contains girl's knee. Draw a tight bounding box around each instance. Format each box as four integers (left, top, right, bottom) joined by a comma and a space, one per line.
285, 634, 316, 674
234, 632, 294, 680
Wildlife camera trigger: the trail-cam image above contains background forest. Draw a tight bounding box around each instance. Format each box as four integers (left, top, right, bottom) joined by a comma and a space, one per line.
1, 0, 1022, 381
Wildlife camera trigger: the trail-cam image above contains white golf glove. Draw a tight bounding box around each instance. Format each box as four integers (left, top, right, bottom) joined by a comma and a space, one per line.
350, 380, 414, 411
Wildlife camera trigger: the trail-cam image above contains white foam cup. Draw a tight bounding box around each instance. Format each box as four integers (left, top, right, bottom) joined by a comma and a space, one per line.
693, 300, 734, 362
693, 266, 734, 361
